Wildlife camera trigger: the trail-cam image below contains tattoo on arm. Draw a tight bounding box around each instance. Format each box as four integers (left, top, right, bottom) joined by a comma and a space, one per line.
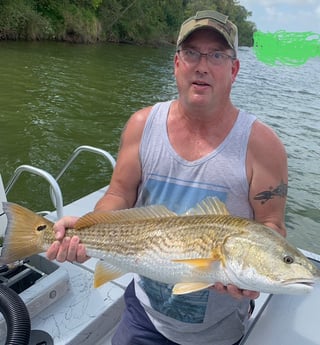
254, 181, 288, 204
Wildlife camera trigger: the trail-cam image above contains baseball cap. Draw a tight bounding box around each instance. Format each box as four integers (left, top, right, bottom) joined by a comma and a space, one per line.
177, 10, 238, 55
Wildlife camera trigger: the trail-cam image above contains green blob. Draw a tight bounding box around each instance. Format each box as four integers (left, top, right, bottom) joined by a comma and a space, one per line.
253, 30, 320, 66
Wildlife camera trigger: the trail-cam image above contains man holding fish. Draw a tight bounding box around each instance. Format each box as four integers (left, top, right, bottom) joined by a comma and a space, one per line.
47, 10, 289, 345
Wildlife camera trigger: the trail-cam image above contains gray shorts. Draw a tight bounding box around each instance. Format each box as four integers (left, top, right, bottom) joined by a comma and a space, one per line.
111, 280, 242, 345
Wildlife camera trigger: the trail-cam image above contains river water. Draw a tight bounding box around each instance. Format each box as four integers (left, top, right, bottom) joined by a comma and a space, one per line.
0, 41, 319, 254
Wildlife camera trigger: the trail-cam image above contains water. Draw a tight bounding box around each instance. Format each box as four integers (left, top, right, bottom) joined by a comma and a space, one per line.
0, 41, 319, 254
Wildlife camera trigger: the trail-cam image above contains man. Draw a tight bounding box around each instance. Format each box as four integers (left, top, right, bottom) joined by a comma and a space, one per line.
47, 10, 288, 345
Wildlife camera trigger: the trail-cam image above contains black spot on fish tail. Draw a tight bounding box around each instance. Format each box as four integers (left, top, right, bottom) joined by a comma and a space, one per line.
37, 225, 47, 231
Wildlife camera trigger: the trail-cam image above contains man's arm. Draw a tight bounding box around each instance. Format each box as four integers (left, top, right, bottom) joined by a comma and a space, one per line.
46, 107, 151, 262
95, 106, 151, 211
247, 120, 288, 237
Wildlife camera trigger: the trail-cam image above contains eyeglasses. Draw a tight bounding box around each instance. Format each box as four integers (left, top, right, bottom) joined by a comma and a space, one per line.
177, 48, 236, 66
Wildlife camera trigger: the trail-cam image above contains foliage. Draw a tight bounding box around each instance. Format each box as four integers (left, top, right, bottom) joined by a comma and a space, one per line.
0, 0, 52, 40
0, 0, 256, 46
27, 0, 102, 42
57, 3, 102, 43
98, 0, 184, 45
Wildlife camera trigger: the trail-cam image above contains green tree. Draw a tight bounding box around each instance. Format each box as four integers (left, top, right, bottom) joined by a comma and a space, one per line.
0, 0, 51, 40
98, 0, 184, 45
183, 0, 256, 46
0, 0, 256, 46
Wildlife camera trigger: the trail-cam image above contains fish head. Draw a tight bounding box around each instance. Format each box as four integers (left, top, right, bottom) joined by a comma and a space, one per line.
222, 224, 320, 294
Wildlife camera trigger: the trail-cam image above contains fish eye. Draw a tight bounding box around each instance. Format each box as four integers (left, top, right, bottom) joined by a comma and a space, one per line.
37, 224, 47, 231
283, 255, 294, 264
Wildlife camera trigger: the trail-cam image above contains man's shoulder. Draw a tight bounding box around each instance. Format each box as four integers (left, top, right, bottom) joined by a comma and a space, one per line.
125, 106, 153, 134
129, 100, 174, 129
250, 120, 283, 143
248, 120, 287, 160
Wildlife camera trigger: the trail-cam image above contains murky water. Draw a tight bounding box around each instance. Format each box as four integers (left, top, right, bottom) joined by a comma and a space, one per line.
0, 41, 319, 253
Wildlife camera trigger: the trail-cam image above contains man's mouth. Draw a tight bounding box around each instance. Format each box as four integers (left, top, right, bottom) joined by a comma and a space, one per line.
193, 80, 210, 87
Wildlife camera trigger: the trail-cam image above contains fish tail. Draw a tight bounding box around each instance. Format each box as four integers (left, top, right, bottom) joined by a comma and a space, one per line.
0, 202, 54, 264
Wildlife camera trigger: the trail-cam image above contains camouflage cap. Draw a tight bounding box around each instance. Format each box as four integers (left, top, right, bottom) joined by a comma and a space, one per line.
177, 10, 238, 55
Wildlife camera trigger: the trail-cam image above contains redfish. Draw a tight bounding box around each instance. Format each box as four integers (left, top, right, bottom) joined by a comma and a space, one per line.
1, 198, 319, 295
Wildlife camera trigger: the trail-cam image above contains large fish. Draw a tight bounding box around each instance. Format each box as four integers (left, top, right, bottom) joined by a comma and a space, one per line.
0, 198, 319, 295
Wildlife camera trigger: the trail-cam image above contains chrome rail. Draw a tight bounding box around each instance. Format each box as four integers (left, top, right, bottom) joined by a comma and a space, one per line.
5, 165, 64, 219
4, 145, 116, 219
54, 145, 116, 183
49, 145, 116, 212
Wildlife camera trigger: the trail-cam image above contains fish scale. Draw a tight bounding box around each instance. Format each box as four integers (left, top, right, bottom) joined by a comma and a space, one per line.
63, 216, 240, 258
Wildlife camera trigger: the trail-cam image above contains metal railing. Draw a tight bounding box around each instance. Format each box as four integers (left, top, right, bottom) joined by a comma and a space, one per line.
5, 165, 64, 218
54, 145, 116, 183
5, 145, 116, 218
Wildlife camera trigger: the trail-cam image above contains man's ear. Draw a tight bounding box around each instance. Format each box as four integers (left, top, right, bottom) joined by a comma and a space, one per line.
231, 58, 240, 83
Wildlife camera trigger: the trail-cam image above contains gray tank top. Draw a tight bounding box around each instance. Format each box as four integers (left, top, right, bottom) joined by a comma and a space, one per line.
134, 100, 257, 345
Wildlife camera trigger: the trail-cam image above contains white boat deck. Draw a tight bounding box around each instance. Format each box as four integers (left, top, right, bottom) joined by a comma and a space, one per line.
242, 284, 320, 345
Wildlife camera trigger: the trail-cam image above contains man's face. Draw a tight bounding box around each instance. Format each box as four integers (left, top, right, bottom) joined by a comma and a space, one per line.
174, 28, 239, 111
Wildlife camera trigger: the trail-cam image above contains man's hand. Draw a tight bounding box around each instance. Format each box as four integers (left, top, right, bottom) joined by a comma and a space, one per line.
46, 216, 88, 263
212, 282, 260, 300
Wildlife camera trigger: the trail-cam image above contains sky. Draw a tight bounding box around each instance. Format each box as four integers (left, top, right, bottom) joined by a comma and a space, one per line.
238, 0, 320, 33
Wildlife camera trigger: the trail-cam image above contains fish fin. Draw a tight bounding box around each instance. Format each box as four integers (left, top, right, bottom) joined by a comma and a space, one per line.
172, 258, 215, 271
184, 197, 229, 216
75, 205, 177, 230
93, 260, 125, 288
0, 202, 52, 264
172, 247, 225, 270
172, 282, 213, 295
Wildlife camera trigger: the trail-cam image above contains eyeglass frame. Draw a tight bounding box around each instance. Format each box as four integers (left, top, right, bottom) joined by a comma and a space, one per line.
176, 47, 237, 66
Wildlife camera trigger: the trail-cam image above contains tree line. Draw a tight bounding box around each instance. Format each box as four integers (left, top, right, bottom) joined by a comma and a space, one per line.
0, 0, 256, 46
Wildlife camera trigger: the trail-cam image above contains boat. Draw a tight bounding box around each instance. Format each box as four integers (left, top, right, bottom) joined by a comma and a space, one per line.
0, 145, 319, 345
